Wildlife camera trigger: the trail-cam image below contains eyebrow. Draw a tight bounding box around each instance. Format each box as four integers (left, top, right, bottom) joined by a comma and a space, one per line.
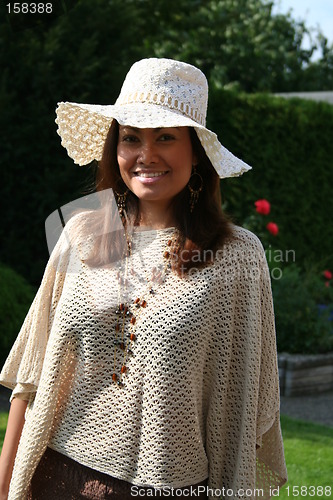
120, 126, 181, 133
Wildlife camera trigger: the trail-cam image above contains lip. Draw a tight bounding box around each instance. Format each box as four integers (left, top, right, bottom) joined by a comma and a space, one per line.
132, 171, 169, 184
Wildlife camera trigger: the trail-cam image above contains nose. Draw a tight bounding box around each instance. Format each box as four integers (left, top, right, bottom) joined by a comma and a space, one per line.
137, 140, 159, 165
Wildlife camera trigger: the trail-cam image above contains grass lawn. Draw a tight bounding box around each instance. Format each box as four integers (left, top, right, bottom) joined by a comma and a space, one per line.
0, 412, 332, 498
0, 411, 8, 449
278, 415, 333, 499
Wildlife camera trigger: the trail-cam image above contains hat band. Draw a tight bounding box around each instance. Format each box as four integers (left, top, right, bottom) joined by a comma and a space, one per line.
115, 91, 206, 127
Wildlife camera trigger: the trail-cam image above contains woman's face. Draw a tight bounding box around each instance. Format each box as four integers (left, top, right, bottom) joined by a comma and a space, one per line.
117, 126, 196, 206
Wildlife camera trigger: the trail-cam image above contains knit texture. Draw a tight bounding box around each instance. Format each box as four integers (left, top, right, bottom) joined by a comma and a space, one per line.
0, 214, 287, 499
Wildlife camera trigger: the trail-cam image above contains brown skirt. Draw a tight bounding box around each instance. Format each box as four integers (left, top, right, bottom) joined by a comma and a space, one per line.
28, 447, 208, 499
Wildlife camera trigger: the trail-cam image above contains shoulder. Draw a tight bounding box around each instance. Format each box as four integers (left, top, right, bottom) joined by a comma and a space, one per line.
209, 226, 269, 288
62, 209, 102, 245
209, 225, 268, 285
49, 210, 96, 265
217, 225, 265, 261
64, 210, 94, 233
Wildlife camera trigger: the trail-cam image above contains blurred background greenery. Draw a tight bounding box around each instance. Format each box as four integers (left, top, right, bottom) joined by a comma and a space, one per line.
1, 0, 332, 364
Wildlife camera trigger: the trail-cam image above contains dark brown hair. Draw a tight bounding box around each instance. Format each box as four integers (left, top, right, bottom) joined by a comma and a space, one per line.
91, 120, 234, 275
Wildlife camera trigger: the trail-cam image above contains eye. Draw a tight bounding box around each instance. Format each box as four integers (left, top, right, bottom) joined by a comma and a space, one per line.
158, 134, 175, 142
120, 135, 139, 143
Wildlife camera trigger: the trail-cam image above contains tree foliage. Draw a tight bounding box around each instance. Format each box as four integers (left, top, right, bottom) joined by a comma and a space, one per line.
0, 264, 35, 367
134, 0, 315, 91
0, 0, 332, 284
132, 0, 333, 91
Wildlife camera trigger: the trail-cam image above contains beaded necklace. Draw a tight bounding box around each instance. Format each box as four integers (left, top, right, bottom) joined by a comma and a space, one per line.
112, 230, 176, 387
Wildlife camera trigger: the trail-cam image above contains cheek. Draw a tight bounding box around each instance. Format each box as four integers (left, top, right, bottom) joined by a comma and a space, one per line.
116, 159, 132, 190
117, 160, 126, 182
117, 149, 134, 176
179, 166, 192, 185
117, 156, 125, 173
172, 163, 193, 195
176, 147, 195, 181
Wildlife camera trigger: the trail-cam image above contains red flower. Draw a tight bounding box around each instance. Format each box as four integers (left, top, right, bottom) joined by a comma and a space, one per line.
266, 222, 279, 236
255, 199, 271, 215
323, 270, 332, 280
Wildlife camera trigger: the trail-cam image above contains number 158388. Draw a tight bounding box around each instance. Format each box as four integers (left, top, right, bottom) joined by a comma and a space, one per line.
6, 3, 53, 14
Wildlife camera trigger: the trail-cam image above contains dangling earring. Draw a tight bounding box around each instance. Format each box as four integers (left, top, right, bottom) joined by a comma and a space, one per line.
115, 189, 129, 218
188, 167, 203, 212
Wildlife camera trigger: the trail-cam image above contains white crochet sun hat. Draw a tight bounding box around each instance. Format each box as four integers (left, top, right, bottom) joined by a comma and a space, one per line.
55, 58, 251, 178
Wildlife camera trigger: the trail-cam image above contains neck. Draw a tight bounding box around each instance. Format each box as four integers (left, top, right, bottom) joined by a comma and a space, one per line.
137, 200, 175, 229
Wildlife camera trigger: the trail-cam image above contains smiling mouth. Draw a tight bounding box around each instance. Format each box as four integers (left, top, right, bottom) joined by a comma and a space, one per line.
134, 171, 168, 178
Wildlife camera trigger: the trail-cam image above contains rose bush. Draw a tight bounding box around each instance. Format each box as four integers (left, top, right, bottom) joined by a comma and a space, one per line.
266, 222, 279, 236
323, 269, 332, 288
243, 199, 279, 249
323, 269, 332, 281
272, 263, 333, 353
255, 199, 271, 215
243, 202, 333, 354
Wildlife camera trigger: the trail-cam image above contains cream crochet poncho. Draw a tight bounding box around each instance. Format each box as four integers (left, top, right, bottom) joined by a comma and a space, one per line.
0, 214, 287, 499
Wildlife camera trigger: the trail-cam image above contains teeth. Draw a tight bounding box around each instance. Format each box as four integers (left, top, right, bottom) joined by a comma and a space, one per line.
136, 172, 166, 178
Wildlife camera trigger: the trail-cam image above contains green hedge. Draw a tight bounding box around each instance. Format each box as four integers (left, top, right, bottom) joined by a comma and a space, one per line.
271, 264, 333, 354
209, 90, 333, 271
0, 265, 36, 368
1, 68, 332, 284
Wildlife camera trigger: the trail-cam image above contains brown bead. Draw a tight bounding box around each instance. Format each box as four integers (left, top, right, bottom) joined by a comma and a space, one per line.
121, 366, 127, 374
115, 324, 120, 332
130, 317, 136, 325
112, 373, 118, 381
141, 300, 147, 308
135, 297, 140, 304
164, 251, 170, 259
130, 333, 136, 341
119, 303, 124, 311
119, 342, 125, 350
167, 239, 172, 246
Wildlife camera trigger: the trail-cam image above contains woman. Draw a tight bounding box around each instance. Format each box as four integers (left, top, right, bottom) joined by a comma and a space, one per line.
0, 58, 287, 499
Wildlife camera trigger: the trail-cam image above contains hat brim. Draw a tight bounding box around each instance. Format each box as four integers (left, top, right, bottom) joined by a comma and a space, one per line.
55, 101, 251, 178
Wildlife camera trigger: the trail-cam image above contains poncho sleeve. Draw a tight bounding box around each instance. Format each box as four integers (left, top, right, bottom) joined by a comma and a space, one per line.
205, 229, 287, 499
0, 218, 75, 401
